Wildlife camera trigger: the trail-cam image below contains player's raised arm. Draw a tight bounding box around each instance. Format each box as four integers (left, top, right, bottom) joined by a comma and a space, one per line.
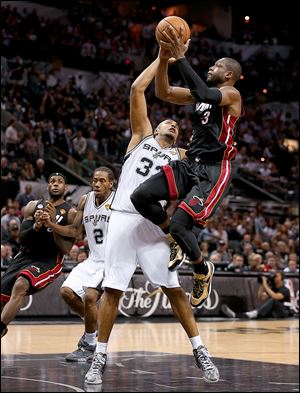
127, 58, 160, 152
155, 43, 195, 105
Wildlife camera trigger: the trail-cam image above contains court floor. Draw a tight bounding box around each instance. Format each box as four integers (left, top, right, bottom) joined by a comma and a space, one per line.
1, 318, 299, 392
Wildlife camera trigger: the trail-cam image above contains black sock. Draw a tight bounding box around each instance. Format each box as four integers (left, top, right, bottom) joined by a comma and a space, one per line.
1, 321, 7, 334
193, 259, 208, 275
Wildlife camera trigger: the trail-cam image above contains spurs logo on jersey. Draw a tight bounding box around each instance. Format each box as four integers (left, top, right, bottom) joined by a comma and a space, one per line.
111, 136, 180, 214
83, 191, 114, 261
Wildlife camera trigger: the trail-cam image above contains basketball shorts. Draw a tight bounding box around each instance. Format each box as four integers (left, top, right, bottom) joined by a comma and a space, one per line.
61, 257, 104, 299
163, 159, 233, 226
1, 251, 63, 303
103, 210, 180, 292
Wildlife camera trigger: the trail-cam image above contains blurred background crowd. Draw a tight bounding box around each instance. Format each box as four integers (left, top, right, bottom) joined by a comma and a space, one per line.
1, 0, 298, 274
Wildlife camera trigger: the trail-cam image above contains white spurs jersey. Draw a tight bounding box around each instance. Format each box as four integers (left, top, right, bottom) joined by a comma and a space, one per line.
111, 135, 180, 214
83, 191, 114, 261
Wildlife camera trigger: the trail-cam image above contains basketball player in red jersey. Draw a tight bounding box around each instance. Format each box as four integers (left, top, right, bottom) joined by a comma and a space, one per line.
1, 173, 76, 338
131, 26, 242, 309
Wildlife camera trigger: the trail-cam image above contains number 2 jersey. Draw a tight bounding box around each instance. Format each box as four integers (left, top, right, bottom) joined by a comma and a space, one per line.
83, 191, 115, 262
111, 135, 180, 214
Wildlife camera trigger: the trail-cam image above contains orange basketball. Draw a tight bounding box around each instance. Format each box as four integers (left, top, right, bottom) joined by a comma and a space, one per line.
155, 16, 190, 44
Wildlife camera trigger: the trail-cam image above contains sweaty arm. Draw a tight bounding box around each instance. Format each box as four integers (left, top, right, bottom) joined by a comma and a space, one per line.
175, 58, 222, 105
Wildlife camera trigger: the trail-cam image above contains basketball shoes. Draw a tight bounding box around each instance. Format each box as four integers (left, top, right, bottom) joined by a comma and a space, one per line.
85, 352, 107, 384
168, 242, 186, 271
193, 345, 220, 383
190, 260, 214, 307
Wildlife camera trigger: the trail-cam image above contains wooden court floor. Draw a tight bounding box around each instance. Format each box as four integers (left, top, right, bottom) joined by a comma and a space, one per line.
1, 318, 299, 392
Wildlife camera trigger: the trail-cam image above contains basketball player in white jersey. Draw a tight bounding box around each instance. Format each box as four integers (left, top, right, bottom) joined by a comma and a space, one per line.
85, 55, 219, 384
40, 167, 115, 362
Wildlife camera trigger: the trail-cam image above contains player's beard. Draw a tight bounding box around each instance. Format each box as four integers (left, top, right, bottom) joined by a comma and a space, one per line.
49, 191, 64, 200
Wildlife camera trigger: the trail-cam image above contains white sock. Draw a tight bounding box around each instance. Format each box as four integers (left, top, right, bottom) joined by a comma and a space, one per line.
96, 342, 108, 354
245, 310, 258, 319
189, 335, 203, 350
84, 331, 97, 346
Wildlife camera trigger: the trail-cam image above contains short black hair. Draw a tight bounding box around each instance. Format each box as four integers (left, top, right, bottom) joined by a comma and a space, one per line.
48, 172, 67, 183
94, 167, 115, 182
223, 58, 242, 83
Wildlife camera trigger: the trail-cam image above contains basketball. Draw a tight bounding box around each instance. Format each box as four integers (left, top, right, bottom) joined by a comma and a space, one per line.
155, 16, 190, 44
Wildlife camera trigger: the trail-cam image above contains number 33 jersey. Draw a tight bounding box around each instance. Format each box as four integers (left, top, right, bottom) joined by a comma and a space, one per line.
83, 191, 115, 262
111, 136, 180, 214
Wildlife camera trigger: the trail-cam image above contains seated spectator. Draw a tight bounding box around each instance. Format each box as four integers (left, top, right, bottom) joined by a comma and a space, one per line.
199, 241, 210, 260
226, 254, 245, 272
245, 253, 263, 272
81, 150, 97, 178
1, 244, 12, 267
1, 204, 21, 231
283, 260, 299, 273
16, 184, 35, 209
21, 161, 35, 181
5, 120, 19, 157
9, 161, 21, 181
4, 220, 20, 257
1, 157, 11, 180
64, 244, 80, 265
34, 158, 48, 182
210, 239, 231, 263
77, 248, 88, 263
72, 130, 87, 161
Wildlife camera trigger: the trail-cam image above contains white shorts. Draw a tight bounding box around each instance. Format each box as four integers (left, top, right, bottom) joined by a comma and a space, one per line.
61, 256, 104, 299
103, 211, 180, 291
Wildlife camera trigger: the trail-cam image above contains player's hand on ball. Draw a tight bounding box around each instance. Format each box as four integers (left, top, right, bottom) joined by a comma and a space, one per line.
160, 27, 190, 59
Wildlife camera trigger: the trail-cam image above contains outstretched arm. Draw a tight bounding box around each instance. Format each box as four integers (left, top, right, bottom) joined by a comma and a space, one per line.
127, 59, 159, 152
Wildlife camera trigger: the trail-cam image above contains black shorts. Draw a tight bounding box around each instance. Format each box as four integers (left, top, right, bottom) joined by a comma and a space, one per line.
1, 251, 63, 302
162, 158, 233, 226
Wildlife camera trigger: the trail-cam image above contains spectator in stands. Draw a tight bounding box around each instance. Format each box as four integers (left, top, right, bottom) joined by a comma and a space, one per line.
64, 244, 80, 265
1, 157, 11, 180
8, 161, 21, 181
34, 158, 48, 182
1, 204, 21, 231
16, 185, 35, 209
5, 120, 19, 157
221, 271, 292, 319
246, 253, 263, 272
283, 260, 299, 273
226, 254, 245, 272
20, 162, 35, 181
77, 249, 88, 263
210, 240, 231, 264
81, 150, 97, 178
5, 220, 20, 257
199, 241, 210, 260
1, 244, 12, 267
197, 220, 218, 252
72, 130, 87, 161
